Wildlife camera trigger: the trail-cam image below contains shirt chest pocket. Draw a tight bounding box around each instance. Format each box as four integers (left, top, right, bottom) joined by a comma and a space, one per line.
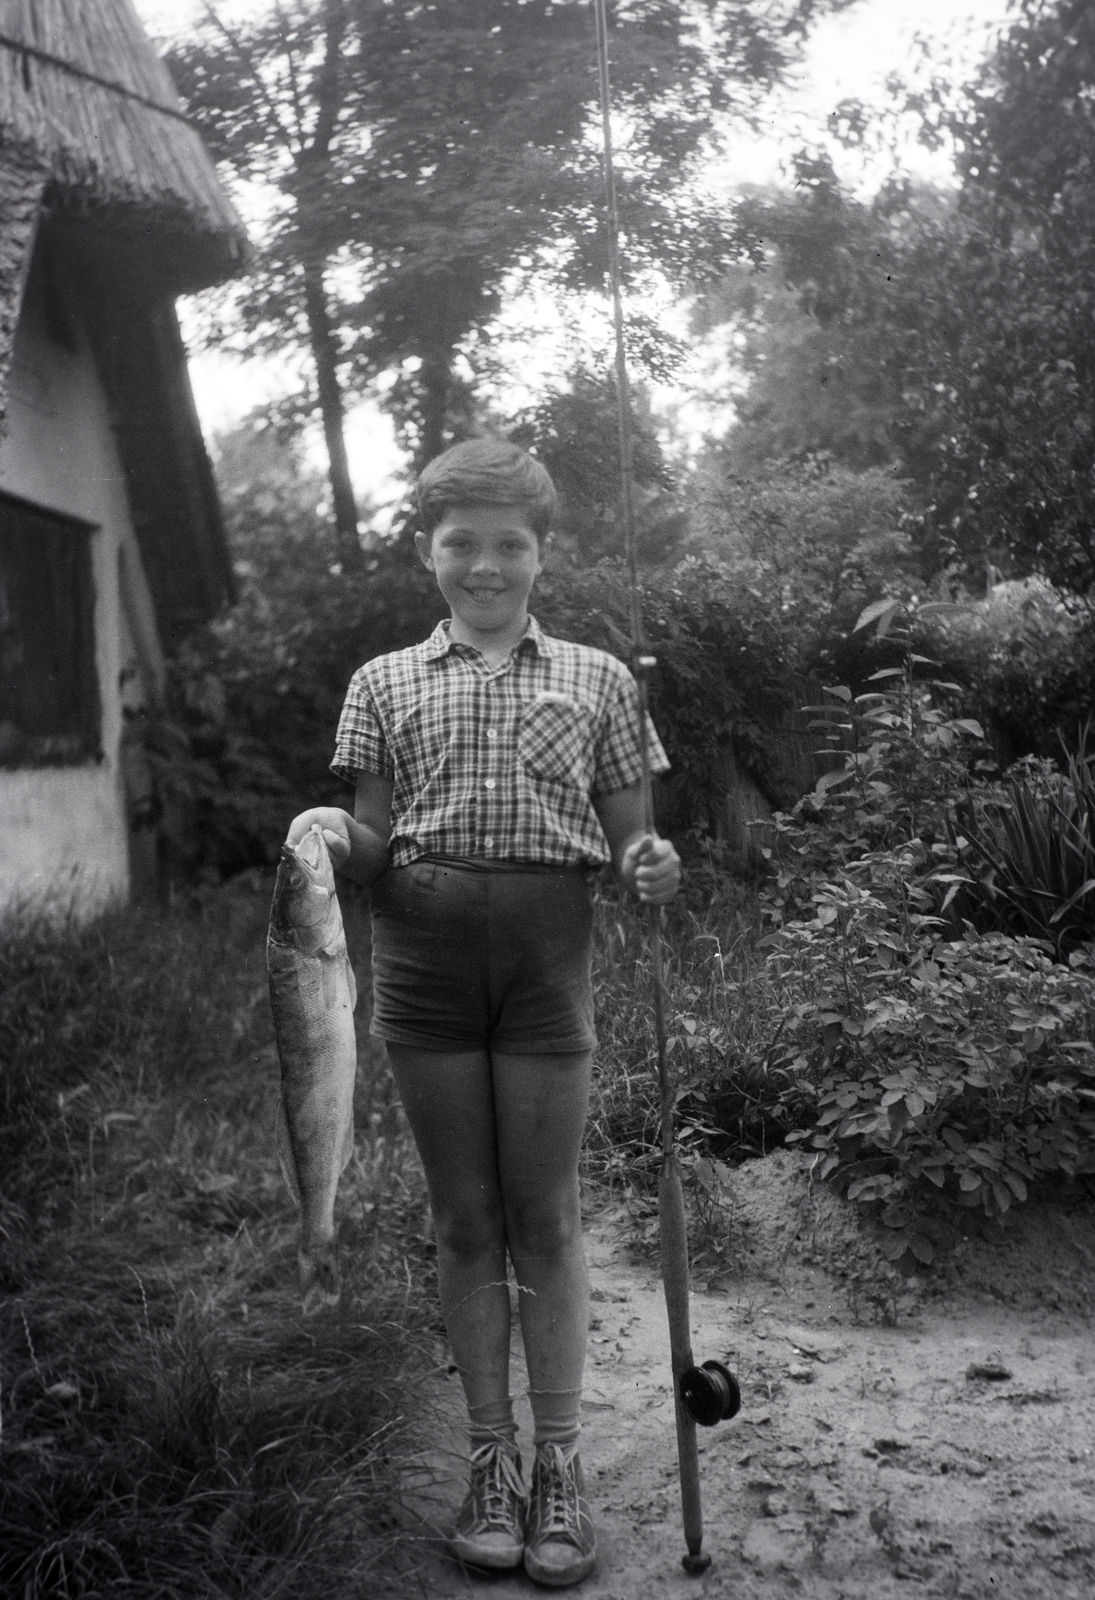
517, 696, 592, 789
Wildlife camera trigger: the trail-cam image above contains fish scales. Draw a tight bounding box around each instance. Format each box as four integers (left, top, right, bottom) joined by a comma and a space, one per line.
267, 824, 358, 1314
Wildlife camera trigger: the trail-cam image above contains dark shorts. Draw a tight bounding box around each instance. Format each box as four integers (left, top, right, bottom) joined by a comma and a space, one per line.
369, 857, 596, 1055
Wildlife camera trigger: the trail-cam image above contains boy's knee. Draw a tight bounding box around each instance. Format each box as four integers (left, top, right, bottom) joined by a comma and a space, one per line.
505, 1190, 582, 1260
434, 1200, 506, 1261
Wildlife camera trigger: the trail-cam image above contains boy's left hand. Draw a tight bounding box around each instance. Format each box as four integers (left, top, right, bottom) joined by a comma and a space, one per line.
622, 834, 681, 904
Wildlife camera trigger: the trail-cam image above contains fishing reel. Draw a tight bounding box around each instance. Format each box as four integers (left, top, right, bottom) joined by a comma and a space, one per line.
678, 1362, 741, 1573
679, 1360, 741, 1428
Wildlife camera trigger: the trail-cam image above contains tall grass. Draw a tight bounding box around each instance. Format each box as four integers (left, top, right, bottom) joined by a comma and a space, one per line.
587, 869, 810, 1185
0, 877, 435, 1600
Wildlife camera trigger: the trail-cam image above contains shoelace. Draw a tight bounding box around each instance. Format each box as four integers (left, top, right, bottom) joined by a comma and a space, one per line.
533, 1445, 581, 1537
471, 1444, 525, 1528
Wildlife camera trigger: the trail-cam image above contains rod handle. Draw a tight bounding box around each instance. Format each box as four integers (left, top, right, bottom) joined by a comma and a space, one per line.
659, 1157, 705, 1561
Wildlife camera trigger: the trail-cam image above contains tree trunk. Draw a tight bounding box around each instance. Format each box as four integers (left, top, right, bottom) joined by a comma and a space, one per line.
293, 0, 361, 570
302, 259, 362, 571
418, 353, 451, 468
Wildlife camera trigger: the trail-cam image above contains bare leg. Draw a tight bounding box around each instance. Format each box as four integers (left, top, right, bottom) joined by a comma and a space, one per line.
492, 1050, 593, 1437
385, 1045, 511, 1413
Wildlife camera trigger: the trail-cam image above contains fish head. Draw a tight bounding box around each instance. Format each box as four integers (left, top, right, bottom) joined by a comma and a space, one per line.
270, 825, 337, 937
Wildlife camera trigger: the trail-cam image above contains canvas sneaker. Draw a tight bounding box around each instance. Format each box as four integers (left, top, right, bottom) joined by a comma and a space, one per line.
450, 1440, 527, 1570
524, 1442, 596, 1587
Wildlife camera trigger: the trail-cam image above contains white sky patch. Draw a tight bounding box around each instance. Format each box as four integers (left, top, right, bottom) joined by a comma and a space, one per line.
713, 0, 1014, 195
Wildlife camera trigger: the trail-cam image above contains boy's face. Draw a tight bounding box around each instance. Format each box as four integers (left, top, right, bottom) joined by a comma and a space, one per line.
415, 504, 543, 642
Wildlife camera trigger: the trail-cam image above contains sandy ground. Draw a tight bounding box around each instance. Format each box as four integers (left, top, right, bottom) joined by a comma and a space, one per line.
397, 1152, 1095, 1600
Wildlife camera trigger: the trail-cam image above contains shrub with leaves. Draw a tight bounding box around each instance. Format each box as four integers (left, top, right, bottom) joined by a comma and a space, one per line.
952, 736, 1095, 958
137, 650, 291, 884
914, 578, 1095, 765
693, 597, 1095, 1261
538, 551, 814, 830
769, 857, 1095, 1264
759, 598, 991, 921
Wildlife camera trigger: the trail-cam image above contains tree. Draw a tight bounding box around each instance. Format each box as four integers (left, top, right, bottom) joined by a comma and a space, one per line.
510, 370, 685, 566
905, 0, 1095, 592
728, 1, 1095, 594
169, 0, 853, 539
691, 457, 915, 652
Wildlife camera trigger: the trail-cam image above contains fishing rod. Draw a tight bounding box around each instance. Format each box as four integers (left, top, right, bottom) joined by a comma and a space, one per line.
592, 0, 740, 1577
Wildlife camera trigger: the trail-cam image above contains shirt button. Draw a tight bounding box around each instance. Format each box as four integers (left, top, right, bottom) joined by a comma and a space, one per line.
484, 778, 496, 790
484, 837, 495, 849
486, 728, 498, 740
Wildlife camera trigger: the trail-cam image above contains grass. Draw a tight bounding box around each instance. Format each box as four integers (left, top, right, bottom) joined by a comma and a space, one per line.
0, 875, 437, 1600
584, 866, 785, 1271
17, 837, 1088, 1592
1, 856, 799, 1593
587, 864, 815, 1188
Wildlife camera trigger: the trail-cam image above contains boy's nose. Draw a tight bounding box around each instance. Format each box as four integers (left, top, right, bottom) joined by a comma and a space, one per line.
470, 551, 501, 573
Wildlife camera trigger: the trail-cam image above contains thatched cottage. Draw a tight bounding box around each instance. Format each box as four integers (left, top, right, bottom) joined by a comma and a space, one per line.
0, 0, 247, 917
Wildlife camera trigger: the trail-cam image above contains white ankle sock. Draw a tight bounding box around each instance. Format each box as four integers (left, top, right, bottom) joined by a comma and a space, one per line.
528, 1387, 582, 1451
468, 1395, 518, 1451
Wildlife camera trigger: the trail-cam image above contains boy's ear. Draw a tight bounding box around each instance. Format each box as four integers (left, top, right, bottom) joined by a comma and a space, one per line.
413, 529, 434, 570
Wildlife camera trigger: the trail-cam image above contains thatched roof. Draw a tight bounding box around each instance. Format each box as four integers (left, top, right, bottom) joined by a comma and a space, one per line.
0, 0, 246, 291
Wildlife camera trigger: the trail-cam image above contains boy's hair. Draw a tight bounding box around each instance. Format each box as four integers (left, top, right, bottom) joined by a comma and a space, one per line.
416, 439, 557, 539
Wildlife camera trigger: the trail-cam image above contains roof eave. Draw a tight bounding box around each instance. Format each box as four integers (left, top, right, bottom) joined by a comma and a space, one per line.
46, 192, 249, 296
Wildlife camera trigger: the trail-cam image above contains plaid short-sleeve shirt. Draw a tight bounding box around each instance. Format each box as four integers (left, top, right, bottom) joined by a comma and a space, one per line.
331, 615, 670, 869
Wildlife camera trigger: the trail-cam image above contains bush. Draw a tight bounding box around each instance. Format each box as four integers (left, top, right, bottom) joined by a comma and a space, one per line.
953, 736, 1095, 957
537, 552, 816, 830
690, 457, 919, 675
755, 609, 992, 911
915, 579, 1095, 764
201, 462, 444, 817
637, 605, 1095, 1265
772, 868, 1095, 1265
135, 651, 292, 884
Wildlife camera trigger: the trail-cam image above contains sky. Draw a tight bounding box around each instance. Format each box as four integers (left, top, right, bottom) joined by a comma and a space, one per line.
133, 0, 1015, 508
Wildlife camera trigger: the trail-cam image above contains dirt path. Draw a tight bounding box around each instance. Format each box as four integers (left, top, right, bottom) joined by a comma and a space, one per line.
401, 1154, 1095, 1599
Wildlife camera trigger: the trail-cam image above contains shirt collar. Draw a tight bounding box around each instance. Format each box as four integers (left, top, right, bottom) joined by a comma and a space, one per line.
422, 615, 555, 662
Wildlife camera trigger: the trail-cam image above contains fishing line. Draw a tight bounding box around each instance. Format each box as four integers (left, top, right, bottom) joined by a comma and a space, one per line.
592, 0, 740, 1577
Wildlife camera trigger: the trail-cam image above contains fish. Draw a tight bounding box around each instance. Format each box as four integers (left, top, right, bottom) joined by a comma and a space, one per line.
267, 823, 358, 1314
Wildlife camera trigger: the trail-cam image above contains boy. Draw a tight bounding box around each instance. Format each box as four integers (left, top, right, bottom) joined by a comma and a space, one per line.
287, 439, 679, 1587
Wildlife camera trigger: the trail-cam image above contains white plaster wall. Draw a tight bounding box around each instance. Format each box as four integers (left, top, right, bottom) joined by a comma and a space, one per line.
0, 276, 161, 920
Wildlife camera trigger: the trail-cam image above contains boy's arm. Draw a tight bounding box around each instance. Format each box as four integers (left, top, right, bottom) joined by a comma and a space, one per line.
285, 772, 393, 886
593, 783, 681, 904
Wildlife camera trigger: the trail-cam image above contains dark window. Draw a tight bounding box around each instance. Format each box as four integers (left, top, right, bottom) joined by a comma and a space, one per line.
0, 492, 100, 767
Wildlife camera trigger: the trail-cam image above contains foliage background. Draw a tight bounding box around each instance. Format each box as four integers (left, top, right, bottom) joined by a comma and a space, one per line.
129, 3, 1095, 1259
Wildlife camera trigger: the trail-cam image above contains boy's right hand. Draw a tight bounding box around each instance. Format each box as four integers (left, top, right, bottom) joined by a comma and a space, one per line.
285, 808, 353, 869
